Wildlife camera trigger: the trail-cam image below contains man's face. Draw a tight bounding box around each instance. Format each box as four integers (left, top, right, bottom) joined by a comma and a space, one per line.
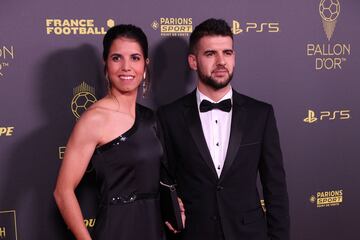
188, 35, 235, 90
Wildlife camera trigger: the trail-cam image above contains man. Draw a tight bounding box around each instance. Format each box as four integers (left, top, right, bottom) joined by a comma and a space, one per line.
158, 18, 290, 240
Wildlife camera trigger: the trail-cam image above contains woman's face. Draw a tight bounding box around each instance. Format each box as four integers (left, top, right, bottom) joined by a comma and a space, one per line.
106, 37, 147, 94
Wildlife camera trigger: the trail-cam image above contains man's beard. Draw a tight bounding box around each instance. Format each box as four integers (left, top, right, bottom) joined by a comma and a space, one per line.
197, 67, 233, 90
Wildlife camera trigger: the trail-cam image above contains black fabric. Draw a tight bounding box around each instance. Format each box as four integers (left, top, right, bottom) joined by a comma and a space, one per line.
91, 104, 164, 240
199, 99, 232, 112
159, 182, 183, 231
157, 90, 290, 240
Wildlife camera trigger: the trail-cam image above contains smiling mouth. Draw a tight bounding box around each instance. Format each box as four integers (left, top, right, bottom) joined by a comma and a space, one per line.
119, 75, 135, 80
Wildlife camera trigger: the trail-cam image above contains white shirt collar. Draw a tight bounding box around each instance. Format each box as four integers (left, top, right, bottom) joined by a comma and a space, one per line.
196, 86, 233, 109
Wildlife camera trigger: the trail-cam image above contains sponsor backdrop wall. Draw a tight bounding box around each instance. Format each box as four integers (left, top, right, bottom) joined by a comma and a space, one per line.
0, 0, 359, 239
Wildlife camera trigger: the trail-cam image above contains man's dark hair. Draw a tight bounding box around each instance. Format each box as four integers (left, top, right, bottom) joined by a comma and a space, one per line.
189, 18, 233, 54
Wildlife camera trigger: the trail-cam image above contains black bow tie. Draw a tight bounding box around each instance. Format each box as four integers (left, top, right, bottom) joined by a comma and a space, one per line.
199, 99, 232, 113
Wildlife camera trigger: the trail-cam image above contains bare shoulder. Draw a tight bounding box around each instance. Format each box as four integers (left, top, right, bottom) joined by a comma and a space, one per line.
69, 108, 105, 142
89, 97, 136, 120
80, 99, 111, 124
86, 98, 133, 121
86, 97, 112, 113
80, 97, 119, 123
81, 98, 136, 144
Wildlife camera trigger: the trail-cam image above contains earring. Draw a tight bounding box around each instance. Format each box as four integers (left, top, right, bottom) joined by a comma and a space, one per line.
143, 71, 147, 80
142, 80, 147, 98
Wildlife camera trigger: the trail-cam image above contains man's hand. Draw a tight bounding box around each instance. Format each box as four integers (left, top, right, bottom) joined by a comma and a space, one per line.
165, 197, 186, 233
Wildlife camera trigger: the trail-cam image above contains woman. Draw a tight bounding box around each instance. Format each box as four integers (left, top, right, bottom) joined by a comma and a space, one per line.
54, 24, 164, 239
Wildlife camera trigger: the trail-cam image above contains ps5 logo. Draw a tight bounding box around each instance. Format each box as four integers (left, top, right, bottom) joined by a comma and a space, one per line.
232, 20, 280, 35
303, 109, 350, 123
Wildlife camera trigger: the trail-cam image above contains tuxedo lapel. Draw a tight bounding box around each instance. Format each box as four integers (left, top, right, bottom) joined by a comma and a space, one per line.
219, 91, 247, 182
183, 91, 218, 178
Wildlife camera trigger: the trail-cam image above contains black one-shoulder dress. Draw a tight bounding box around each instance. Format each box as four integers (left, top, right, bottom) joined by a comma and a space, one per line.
91, 104, 164, 239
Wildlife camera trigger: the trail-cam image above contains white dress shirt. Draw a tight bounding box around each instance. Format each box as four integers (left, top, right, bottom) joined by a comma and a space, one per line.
196, 88, 233, 177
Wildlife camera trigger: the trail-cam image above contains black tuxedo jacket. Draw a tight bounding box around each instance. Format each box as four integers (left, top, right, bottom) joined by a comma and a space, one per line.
157, 90, 290, 240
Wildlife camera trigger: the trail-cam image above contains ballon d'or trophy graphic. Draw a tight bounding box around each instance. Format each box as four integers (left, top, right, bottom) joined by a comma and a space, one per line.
319, 0, 340, 41
71, 82, 97, 119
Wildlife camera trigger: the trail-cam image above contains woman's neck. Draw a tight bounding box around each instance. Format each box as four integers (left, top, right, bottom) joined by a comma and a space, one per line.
108, 89, 138, 117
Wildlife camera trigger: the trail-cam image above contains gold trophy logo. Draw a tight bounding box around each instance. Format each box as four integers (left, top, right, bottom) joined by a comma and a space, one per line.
71, 82, 97, 119
319, 0, 340, 41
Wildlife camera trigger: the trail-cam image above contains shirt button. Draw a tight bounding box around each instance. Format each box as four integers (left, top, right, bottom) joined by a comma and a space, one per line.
212, 215, 218, 221
216, 142, 219, 146
215, 120, 218, 124
217, 185, 223, 191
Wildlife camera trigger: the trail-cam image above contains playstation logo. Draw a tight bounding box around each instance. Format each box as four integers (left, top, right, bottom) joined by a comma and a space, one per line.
304, 109, 350, 123
303, 110, 318, 123
231, 20, 243, 35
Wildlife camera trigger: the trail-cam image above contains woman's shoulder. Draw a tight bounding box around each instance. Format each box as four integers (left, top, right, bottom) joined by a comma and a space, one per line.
86, 98, 140, 127
75, 106, 107, 132
75, 98, 116, 127
67, 103, 108, 144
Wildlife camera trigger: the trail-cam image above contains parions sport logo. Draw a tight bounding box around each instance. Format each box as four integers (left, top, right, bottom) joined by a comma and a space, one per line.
0, 46, 15, 78
309, 189, 343, 208
306, 0, 351, 71
151, 18, 192, 36
46, 18, 115, 35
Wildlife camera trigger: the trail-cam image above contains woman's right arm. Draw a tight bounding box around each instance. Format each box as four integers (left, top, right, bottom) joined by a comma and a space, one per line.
54, 111, 102, 240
